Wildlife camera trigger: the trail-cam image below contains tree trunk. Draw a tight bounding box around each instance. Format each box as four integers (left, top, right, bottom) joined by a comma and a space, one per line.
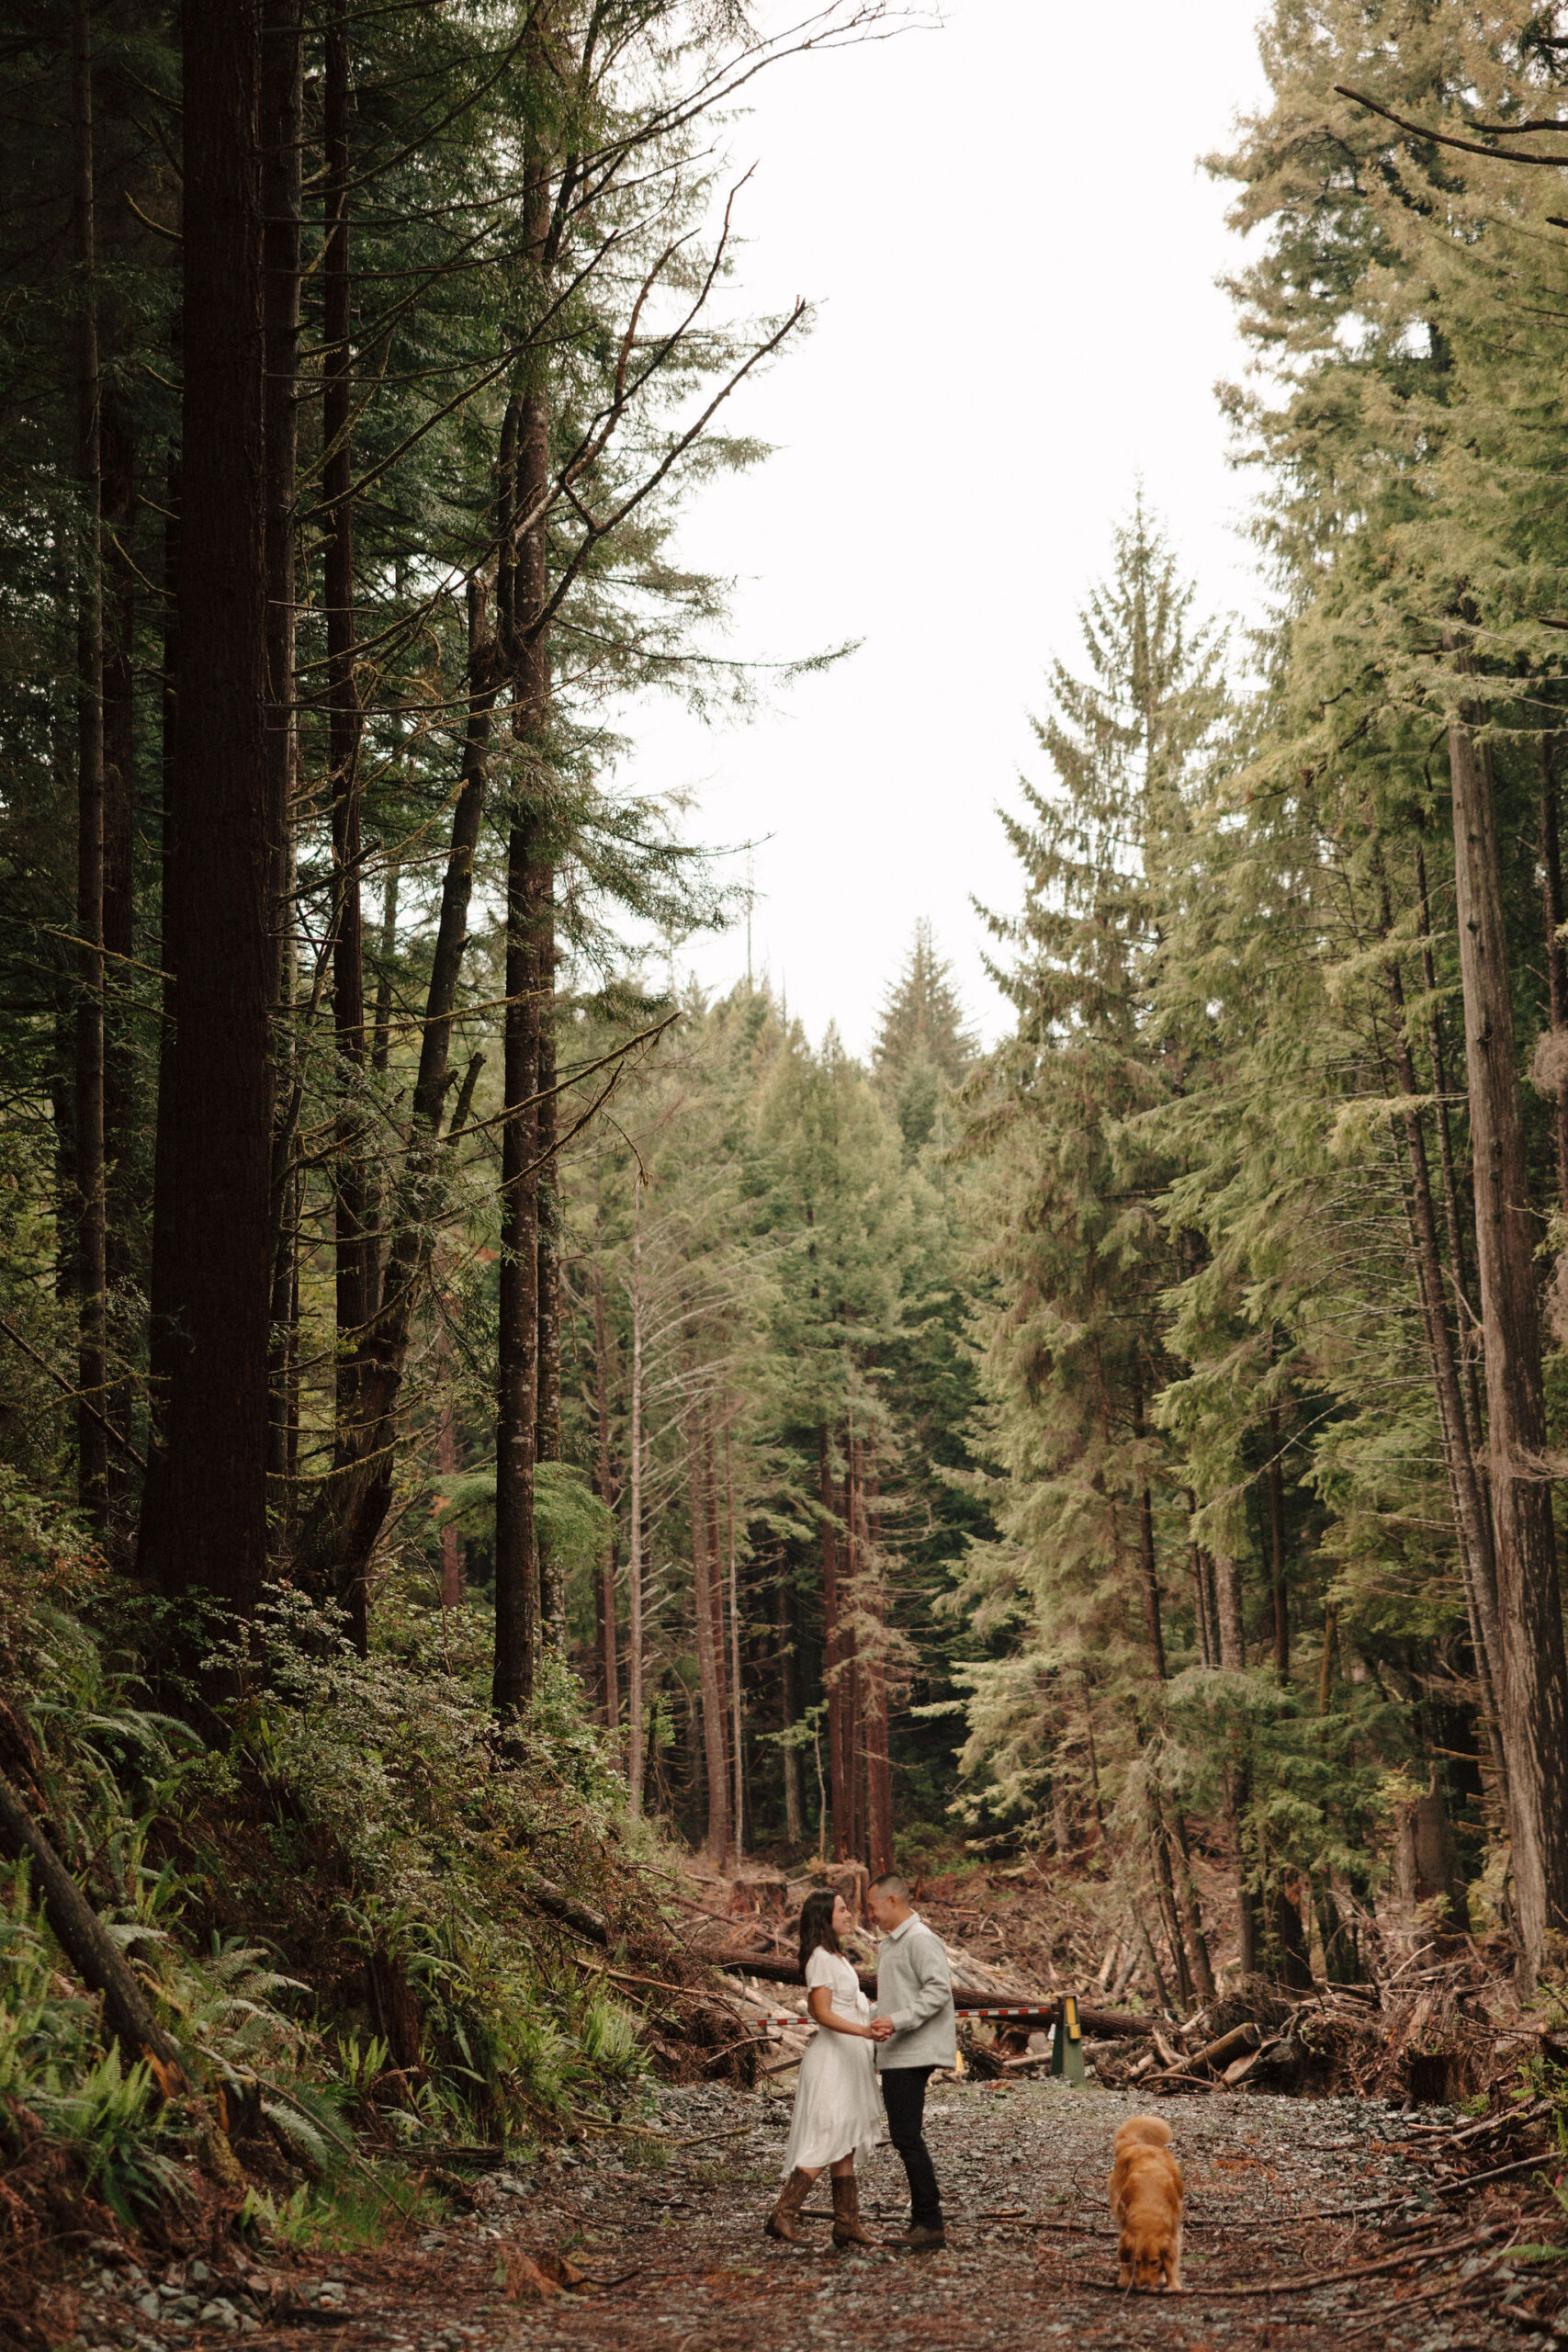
1213, 1554, 1258, 1972
626, 1174, 645, 1810
536, 891, 563, 1645
778, 1558, 804, 1841
138, 474, 179, 1560
492, 792, 541, 1715
1150, 1819, 1194, 2010
261, 0, 301, 1525
1130, 1904, 1171, 2012
818, 1422, 849, 1859
101, 419, 138, 1532
1540, 729, 1568, 1218
1415, 836, 1486, 1451
362, 854, 400, 1322
724, 1417, 744, 1852
591, 1177, 620, 1728
493, 335, 550, 1718
858, 1447, 894, 1878
1318, 1604, 1338, 1714
1080, 1668, 1106, 1842
840, 1430, 865, 1864
702, 1407, 730, 1805
1131, 1374, 1165, 1680
1186, 1491, 1217, 1666
1446, 676, 1568, 1979
139, 0, 273, 1624
1270, 1879, 1314, 1991
689, 1402, 731, 1863
1213, 1551, 1245, 1670
1169, 1811, 1217, 2003
1266, 1389, 1289, 1679
72, 0, 107, 1533
323, 6, 370, 1649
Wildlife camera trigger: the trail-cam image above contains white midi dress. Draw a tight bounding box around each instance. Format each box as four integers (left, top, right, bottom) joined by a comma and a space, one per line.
781, 1947, 883, 2176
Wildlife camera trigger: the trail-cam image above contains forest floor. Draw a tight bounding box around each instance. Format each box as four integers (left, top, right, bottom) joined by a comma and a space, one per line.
48, 2076, 1564, 2352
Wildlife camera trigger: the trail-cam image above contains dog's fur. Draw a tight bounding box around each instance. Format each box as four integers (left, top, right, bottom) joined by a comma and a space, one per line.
1109, 2114, 1183, 2292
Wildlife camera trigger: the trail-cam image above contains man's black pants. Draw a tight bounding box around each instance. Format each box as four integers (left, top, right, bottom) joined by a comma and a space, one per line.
880, 2065, 942, 2228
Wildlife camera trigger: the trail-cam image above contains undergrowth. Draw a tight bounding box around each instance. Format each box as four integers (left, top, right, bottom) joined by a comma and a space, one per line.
0, 1467, 661, 2265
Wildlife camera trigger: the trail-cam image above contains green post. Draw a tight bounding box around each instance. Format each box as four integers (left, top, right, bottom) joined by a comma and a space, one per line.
1048, 1993, 1087, 2086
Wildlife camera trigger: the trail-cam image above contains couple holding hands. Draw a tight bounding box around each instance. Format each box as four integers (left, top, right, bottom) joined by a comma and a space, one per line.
766, 1871, 953, 2254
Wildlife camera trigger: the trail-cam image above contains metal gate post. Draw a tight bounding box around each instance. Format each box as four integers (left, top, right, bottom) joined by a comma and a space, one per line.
1048, 1993, 1086, 2086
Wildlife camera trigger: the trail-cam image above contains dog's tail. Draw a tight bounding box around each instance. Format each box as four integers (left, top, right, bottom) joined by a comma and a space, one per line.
1115, 2114, 1174, 2152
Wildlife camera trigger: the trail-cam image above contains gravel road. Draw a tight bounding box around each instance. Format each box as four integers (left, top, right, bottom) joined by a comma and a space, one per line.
58, 2078, 1551, 2352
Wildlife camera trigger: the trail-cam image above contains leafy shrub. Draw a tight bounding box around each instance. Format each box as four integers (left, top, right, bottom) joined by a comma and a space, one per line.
0, 1477, 657, 2255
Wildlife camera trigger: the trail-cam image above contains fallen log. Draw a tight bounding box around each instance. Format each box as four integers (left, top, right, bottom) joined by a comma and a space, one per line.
1188, 2019, 1263, 2075
525, 1873, 609, 1945
0, 1767, 184, 2078
699, 1947, 1158, 2036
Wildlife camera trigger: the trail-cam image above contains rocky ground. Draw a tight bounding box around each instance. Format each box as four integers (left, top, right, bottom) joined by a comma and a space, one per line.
45, 2077, 1565, 2352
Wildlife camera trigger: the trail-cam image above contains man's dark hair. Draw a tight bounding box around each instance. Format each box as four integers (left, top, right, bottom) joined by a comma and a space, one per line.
869, 1871, 910, 1903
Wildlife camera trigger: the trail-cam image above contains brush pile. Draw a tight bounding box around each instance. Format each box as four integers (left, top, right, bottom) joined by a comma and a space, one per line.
1090, 1955, 1562, 2108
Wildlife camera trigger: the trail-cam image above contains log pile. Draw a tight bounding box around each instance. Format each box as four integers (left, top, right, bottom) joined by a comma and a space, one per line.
1092, 1959, 1558, 2104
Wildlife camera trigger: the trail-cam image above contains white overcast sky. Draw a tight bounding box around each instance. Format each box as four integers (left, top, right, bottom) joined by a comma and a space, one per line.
614, 0, 1273, 1055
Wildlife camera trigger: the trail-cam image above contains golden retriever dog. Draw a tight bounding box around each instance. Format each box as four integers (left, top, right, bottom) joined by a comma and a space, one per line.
1109, 2114, 1184, 2291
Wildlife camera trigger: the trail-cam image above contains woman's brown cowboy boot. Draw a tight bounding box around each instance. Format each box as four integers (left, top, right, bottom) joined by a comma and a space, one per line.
764, 2168, 814, 2244
830, 2173, 874, 2249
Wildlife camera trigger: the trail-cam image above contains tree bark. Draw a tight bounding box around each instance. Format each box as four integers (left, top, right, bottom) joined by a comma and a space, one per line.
1150, 1818, 1194, 2009
536, 888, 563, 1644
1131, 1374, 1165, 1680
323, 6, 370, 1650
1540, 729, 1568, 1218
626, 1173, 645, 1809
1213, 1553, 1258, 1972
101, 416, 138, 1529
724, 1416, 744, 1850
859, 1443, 894, 1878
1415, 836, 1485, 1451
492, 346, 549, 1719
492, 789, 542, 1714
818, 1421, 849, 1859
591, 1175, 620, 1727
702, 1406, 730, 1791
1169, 1809, 1217, 2003
1213, 1551, 1245, 1670
1446, 675, 1568, 1979
689, 1397, 732, 1863
778, 1557, 804, 1841
138, 0, 273, 1623
840, 1430, 865, 1864
1265, 1381, 1289, 1679
261, 0, 301, 1521
138, 472, 179, 1559
72, 0, 107, 1532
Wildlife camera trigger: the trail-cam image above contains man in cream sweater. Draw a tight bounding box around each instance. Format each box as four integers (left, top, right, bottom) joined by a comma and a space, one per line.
867, 1871, 956, 2250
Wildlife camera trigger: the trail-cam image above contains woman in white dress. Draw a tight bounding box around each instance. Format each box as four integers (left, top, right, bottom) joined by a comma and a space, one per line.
766, 1890, 886, 2249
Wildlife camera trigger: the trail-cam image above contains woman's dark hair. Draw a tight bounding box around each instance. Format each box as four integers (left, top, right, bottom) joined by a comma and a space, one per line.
797, 1889, 842, 1975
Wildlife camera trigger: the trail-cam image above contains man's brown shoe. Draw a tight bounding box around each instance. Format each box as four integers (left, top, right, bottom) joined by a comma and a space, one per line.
888, 2222, 946, 2251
